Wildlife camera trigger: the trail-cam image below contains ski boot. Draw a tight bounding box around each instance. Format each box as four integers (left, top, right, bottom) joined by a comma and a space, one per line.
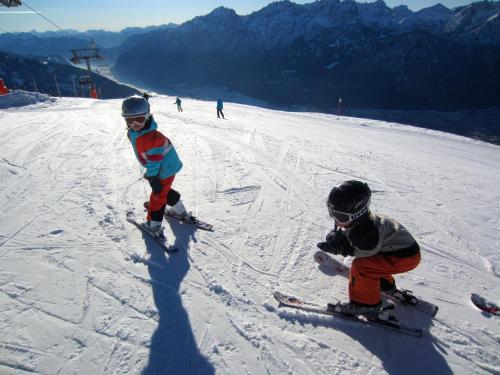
166, 200, 197, 224
327, 301, 395, 321
141, 220, 166, 241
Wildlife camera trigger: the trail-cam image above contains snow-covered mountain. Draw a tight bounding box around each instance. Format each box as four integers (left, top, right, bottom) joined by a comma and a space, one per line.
0, 92, 499, 374
445, 1, 500, 44
0, 32, 89, 60
397, 4, 453, 31
0, 52, 139, 98
113, 0, 500, 112
29, 24, 178, 49
0, 25, 180, 94
0, 25, 178, 58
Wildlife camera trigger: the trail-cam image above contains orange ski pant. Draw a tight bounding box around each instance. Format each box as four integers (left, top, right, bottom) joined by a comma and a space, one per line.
349, 252, 421, 305
147, 175, 175, 221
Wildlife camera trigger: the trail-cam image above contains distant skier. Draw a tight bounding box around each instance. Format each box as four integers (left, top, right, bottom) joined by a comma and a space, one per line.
90, 86, 98, 99
317, 180, 421, 317
0, 79, 8, 95
216, 98, 224, 119
122, 95, 189, 239
175, 97, 183, 112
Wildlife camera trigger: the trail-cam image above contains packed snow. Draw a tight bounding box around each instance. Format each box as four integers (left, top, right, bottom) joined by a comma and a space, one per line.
0, 93, 499, 374
0, 90, 54, 109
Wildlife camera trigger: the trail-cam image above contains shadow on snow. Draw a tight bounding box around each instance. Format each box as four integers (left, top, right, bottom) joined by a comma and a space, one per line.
138, 219, 215, 375
276, 305, 452, 375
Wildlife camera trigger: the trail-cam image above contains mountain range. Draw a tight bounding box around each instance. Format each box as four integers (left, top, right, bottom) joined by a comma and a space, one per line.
0, 24, 177, 58
112, 0, 500, 111
0, 25, 166, 99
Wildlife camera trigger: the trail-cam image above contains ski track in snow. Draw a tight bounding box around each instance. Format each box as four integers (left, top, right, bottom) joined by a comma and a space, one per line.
0, 95, 499, 374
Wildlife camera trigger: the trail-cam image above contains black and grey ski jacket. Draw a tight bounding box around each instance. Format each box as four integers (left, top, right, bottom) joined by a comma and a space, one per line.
343, 213, 420, 258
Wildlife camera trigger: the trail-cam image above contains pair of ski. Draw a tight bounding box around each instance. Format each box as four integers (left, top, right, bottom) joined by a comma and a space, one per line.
274, 251, 439, 337
143, 201, 213, 232
127, 208, 213, 253
274, 291, 423, 337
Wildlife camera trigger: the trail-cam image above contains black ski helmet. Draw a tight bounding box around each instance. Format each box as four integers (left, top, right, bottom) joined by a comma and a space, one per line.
327, 180, 371, 224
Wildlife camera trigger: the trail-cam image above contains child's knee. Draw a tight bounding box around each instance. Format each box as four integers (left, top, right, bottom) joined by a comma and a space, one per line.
166, 189, 181, 206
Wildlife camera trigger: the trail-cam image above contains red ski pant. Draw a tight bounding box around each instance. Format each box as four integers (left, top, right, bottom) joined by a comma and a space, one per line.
147, 175, 175, 222
349, 252, 421, 305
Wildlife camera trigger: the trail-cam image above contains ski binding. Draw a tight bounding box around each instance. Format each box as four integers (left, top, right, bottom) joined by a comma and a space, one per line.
126, 212, 177, 253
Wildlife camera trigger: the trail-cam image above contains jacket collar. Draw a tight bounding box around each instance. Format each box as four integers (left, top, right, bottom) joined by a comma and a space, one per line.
129, 117, 157, 138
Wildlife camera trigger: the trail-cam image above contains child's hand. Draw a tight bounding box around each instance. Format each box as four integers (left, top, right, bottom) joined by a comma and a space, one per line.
321, 229, 355, 257
325, 230, 345, 250
317, 242, 339, 254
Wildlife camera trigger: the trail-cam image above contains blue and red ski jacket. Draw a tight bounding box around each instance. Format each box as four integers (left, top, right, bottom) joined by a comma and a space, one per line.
128, 119, 182, 179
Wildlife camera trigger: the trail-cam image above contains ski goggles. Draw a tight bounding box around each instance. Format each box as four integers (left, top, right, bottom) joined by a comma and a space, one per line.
125, 115, 147, 126
328, 199, 370, 224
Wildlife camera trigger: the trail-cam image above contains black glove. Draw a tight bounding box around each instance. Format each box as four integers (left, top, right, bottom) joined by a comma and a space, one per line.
146, 175, 162, 194
317, 241, 339, 254
320, 229, 355, 257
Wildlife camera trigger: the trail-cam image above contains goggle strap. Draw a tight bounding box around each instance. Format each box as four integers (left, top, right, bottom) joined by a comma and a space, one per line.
329, 199, 369, 223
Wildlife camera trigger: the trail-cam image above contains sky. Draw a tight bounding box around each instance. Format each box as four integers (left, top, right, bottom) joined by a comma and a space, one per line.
0, 0, 485, 33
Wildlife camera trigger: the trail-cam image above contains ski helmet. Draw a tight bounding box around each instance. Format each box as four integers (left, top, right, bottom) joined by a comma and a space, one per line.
121, 96, 150, 117
327, 180, 371, 225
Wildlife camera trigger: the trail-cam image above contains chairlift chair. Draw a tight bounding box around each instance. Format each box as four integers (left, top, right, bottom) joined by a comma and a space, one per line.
0, 0, 22, 7
79, 76, 91, 85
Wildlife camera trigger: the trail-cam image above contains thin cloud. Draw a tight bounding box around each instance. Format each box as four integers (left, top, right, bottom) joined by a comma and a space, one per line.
0, 11, 37, 14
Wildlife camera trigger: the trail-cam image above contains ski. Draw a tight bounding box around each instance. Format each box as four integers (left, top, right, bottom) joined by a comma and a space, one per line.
126, 212, 177, 253
143, 201, 213, 231
314, 250, 438, 317
164, 211, 213, 231
274, 291, 423, 337
471, 293, 499, 316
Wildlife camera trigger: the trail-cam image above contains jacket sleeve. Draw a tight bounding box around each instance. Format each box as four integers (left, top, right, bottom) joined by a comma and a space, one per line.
136, 131, 172, 178
347, 219, 381, 258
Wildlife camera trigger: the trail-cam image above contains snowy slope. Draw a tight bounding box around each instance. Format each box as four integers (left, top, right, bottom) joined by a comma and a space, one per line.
0, 90, 54, 109
0, 94, 499, 374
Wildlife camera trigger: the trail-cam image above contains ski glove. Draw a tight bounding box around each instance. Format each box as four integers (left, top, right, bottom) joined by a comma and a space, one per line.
146, 175, 162, 194
317, 241, 337, 254
318, 229, 355, 257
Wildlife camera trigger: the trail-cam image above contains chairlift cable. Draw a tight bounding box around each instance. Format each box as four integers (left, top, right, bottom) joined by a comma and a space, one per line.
22, 1, 97, 47
22, 1, 71, 37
